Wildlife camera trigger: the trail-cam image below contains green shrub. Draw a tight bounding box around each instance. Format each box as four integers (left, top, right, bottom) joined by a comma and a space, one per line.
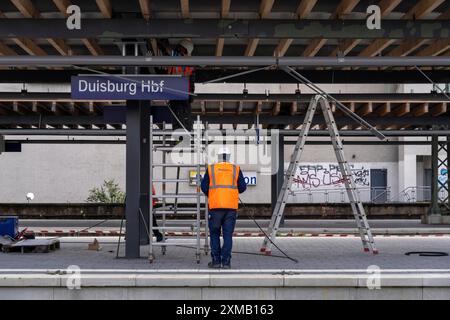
86, 179, 125, 203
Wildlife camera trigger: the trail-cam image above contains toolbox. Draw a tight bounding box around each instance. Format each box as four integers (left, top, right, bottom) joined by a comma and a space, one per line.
0, 216, 18, 238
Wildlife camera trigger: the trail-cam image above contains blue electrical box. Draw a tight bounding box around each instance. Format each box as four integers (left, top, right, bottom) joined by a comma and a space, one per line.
0, 216, 18, 238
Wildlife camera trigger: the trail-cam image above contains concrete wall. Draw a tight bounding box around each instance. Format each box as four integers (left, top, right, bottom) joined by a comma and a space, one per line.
0, 139, 400, 204
0, 272, 449, 300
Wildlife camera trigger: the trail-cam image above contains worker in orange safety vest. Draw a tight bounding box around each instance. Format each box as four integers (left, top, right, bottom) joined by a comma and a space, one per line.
201, 147, 247, 269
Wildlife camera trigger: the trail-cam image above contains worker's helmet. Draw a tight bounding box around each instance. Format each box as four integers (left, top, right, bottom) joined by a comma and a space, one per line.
179, 39, 194, 56
218, 146, 231, 155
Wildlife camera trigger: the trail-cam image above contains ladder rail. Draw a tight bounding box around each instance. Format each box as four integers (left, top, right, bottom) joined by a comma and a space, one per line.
148, 116, 208, 263
319, 97, 376, 253
261, 95, 378, 254
262, 95, 320, 249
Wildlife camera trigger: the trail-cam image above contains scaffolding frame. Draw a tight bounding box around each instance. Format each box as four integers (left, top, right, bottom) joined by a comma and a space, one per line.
148, 116, 209, 264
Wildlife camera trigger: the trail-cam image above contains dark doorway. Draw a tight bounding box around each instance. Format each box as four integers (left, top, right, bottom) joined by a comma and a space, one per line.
423, 168, 432, 202
370, 169, 388, 202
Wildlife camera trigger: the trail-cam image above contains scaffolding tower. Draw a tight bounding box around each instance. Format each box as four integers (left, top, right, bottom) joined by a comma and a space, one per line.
148, 116, 209, 264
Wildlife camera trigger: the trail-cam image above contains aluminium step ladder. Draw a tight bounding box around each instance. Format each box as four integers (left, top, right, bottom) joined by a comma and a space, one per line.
261, 95, 378, 255
148, 116, 209, 264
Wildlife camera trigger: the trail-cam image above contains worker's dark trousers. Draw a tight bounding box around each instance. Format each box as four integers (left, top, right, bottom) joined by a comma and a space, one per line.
208, 209, 237, 265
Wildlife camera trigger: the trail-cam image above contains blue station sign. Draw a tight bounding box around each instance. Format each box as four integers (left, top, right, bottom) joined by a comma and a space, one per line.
71, 75, 189, 100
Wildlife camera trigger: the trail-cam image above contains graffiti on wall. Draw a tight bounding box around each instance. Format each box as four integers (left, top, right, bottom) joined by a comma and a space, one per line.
439, 168, 448, 185
291, 164, 371, 191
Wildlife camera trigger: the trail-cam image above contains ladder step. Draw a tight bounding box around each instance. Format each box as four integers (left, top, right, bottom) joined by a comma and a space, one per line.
152, 179, 192, 183
157, 193, 201, 198
154, 211, 203, 215
152, 239, 205, 246
154, 147, 202, 152
152, 164, 201, 167
153, 226, 201, 231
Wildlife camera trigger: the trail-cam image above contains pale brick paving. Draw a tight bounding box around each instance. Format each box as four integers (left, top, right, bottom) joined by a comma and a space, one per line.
0, 237, 449, 271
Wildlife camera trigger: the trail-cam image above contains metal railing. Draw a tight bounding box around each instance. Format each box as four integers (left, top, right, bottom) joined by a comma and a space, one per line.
288, 186, 448, 204
288, 187, 391, 204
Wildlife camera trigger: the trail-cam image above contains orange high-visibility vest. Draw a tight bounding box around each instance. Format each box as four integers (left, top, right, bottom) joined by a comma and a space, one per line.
207, 162, 240, 210
167, 66, 193, 76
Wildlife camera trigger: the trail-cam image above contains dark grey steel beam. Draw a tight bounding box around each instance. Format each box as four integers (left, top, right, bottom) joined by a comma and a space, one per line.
0, 19, 448, 39
0, 93, 448, 103
4, 139, 435, 145
125, 100, 143, 258
0, 114, 449, 126
1, 56, 450, 67
2, 129, 450, 137
3, 70, 450, 84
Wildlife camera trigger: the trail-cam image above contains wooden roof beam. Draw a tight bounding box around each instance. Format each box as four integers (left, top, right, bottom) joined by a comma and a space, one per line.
12, 38, 47, 56
359, 38, 395, 57
412, 103, 429, 116
0, 42, 18, 56
430, 102, 447, 116
53, 0, 103, 56
416, 39, 450, 56
96, 0, 113, 18
216, 38, 225, 57
82, 38, 104, 56
403, 0, 444, 19
393, 103, 410, 117
245, 38, 259, 57
180, 0, 190, 18
272, 101, 281, 116
303, 38, 327, 57
357, 102, 373, 117
274, 39, 293, 57
221, 0, 231, 18
387, 39, 428, 57
273, 0, 317, 57
10, 0, 40, 18
359, 0, 440, 58
376, 102, 391, 116
312, 0, 360, 57
296, 0, 318, 18
139, 0, 151, 20
334, 0, 402, 57
290, 101, 298, 115
219, 101, 224, 116
12, 101, 29, 115
236, 101, 243, 115
332, 0, 360, 19
253, 101, 262, 115
12, 0, 70, 56
46, 38, 71, 56
260, 0, 275, 18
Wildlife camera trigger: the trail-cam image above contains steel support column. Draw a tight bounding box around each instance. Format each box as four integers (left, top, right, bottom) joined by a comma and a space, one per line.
125, 100, 142, 258
429, 127, 450, 216
124, 40, 149, 258
271, 131, 284, 220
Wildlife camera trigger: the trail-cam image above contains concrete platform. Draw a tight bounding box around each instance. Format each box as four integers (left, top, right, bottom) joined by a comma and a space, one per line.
1, 236, 450, 299
18, 219, 450, 237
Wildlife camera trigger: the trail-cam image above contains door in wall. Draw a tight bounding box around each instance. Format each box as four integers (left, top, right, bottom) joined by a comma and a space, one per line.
370, 169, 387, 203
423, 168, 432, 202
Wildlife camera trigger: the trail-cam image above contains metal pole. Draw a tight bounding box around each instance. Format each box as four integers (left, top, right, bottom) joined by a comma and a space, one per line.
125, 100, 141, 258
1, 56, 450, 67
429, 134, 441, 215
4, 129, 450, 137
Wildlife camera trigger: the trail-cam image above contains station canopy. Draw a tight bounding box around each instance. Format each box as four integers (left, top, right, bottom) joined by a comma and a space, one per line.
0, 0, 449, 130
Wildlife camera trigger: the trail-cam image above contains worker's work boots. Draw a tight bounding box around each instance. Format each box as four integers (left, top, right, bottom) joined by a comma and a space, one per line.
207, 261, 221, 269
